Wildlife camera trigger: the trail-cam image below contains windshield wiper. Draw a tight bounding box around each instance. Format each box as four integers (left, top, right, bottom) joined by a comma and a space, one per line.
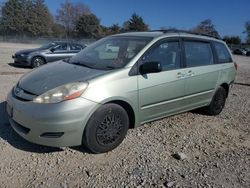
70, 61, 93, 69
105, 66, 116, 70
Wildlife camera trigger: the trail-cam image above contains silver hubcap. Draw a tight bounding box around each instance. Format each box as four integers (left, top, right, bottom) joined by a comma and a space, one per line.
33, 58, 43, 67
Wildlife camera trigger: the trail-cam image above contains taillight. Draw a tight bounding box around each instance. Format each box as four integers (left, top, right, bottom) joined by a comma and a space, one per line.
234, 62, 238, 70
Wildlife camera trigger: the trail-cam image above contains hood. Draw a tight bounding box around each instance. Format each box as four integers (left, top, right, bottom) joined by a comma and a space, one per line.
18, 61, 108, 95
16, 48, 43, 55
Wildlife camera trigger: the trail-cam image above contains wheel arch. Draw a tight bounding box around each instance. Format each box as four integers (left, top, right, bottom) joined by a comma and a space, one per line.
105, 100, 136, 129
220, 83, 229, 97
31, 55, 47, 64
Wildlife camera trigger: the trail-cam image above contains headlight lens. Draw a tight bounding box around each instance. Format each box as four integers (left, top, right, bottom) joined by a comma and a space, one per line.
33, 82, 88, 104
20, 53, 28, 57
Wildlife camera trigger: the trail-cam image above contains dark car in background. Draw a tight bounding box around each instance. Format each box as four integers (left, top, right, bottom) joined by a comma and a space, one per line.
233, 48, 247, 56
243, 48, 250, 56
12, 42, 86, 68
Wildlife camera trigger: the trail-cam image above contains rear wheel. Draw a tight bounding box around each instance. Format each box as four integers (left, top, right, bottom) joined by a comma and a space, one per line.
31, 57, 45, 68
204, 86, 227, 115
83, 103, 129, 153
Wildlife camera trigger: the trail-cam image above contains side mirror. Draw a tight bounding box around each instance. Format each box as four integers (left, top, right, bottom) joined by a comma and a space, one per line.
139, 61, 162, 74
50, 47, 55, 52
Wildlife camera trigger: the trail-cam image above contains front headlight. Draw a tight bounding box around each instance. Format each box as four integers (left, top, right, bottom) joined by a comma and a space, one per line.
20, 53, 28, 57
33, 82, 88, 104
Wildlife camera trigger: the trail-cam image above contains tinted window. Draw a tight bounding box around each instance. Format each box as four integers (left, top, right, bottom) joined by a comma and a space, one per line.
40, 43, 57, 50
143, 41, 181, 71
70, 44, 83, 51
214, 42, 232, 63
54, 44, 68, 51
184, 41, 213, 67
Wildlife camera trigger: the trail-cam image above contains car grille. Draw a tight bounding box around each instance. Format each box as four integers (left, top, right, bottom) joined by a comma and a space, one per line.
13, 85, 37, 101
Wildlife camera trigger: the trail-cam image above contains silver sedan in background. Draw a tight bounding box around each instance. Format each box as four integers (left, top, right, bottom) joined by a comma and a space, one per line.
12, 42, 86, 68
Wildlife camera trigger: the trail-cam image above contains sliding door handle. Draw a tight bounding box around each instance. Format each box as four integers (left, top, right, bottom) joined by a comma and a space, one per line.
177, 72, 185, 78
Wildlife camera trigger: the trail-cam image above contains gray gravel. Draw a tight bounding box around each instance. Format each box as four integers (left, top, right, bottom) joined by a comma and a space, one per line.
0, 42, 249, 188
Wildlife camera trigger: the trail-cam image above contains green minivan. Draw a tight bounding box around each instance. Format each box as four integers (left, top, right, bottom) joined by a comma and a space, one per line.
6, 31, 237, 153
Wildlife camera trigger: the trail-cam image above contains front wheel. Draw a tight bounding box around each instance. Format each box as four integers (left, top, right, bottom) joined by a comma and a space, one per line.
31, 57, 45, 68
204, 86, 227, 115
83, 103, 129, 154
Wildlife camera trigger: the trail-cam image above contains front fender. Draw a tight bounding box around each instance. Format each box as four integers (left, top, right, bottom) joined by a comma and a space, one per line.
28, 52, 47, 64
84, 96, 140, 128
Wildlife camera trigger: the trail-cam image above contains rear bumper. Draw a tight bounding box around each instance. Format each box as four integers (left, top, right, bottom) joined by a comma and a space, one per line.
6, 91, 100, 147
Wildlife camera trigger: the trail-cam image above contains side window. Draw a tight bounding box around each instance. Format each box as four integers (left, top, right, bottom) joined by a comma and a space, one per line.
214, 42, 232, 63
184, 41, 214, 67
54, 43, 68, 51
143, 41, 181, 71
70, 44, 82, 51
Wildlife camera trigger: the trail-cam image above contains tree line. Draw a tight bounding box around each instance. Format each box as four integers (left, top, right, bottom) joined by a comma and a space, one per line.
0, 0, 249, 44
0, 0, 149, 38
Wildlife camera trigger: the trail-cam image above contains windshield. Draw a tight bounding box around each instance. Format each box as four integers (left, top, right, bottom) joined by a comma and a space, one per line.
68, 36, 152, 70
40, 43, 58, 50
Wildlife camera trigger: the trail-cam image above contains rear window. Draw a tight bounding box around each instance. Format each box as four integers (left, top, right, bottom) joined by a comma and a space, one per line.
184, 41, 214, 67
214, 42, 232, 63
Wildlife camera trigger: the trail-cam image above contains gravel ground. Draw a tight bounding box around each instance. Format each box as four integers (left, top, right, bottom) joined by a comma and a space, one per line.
0, 42, 249, 188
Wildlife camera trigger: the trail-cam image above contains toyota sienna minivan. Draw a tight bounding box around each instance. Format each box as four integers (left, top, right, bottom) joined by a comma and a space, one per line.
6, 31, 237, 153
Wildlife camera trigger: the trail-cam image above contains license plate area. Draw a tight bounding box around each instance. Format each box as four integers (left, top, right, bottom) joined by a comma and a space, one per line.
6, 103, 13, 118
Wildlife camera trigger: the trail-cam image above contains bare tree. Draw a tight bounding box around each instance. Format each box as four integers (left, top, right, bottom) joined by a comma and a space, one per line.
192, 19, 220, 38
244, 21, 250, 44
56, 0, 91, 37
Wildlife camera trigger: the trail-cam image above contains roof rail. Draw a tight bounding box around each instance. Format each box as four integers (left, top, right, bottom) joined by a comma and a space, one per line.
150, 29, 221, 39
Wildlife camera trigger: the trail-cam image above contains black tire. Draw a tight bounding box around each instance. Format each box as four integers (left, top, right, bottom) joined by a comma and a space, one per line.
83, 103, 129, 154
204, 86, 227, 115
31, 57, 45, 68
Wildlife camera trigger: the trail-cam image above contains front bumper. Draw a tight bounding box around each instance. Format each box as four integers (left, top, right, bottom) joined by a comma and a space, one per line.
6, 92, 100, 147
12, 55, 31, 66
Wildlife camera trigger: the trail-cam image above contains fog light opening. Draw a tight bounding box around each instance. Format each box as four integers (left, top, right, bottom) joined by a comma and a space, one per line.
40, 132, 64, 138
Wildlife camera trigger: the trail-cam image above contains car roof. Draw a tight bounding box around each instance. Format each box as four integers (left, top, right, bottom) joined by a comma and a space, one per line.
114, 31, 164, 38
114, 31, 224, 43
51, 41, 67, 44
51, 41, 83, 45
